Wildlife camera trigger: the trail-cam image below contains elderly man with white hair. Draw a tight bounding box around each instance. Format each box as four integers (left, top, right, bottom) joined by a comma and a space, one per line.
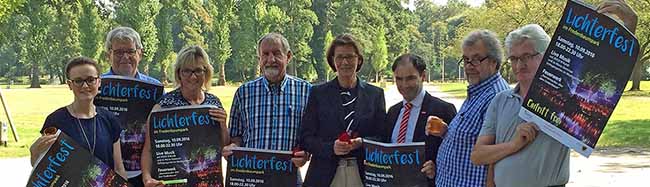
470, 1, 637, 186
102, 26, 161, 187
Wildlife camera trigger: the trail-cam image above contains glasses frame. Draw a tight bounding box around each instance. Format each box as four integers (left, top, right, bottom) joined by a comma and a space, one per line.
111, 48, 138, 58
457, 55, 490, 67
507, 52, 541, 66
68, 76, 99, 87
180, 68, 206, 77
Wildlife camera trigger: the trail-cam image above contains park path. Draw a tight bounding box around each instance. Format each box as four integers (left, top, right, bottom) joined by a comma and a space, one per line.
1, 85, 647, 186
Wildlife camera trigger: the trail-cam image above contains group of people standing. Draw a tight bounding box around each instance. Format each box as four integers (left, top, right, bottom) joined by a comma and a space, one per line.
28, 0, 638, 187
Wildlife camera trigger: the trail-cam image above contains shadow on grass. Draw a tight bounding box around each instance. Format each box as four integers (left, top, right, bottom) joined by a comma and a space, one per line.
598, 119, 650, 149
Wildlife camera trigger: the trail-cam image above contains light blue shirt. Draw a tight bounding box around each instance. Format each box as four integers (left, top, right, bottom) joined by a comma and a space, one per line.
101, 68, 162, 85
391, 88, 425, 143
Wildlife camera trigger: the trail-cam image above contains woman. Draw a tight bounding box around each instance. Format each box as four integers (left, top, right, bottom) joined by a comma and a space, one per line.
29, 57, 127, 177
141, 45, 229, 187
300, 34, 386, 187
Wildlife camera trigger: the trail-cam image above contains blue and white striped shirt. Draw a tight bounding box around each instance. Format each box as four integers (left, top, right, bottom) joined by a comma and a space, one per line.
436, 73, 509, 187
229, 75, 312, 151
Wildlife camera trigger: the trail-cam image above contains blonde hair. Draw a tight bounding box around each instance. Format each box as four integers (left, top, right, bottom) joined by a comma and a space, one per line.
174, 45, 213, 90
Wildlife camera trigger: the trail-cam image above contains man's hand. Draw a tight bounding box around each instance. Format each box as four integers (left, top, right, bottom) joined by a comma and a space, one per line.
509, 122, 538, 152
597, 0, 638, 33
420, 160, 436, 179
222, 143, 238, 158
290, 151, 310, 167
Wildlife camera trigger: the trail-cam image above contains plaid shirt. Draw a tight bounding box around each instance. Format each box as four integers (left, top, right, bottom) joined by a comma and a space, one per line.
229, 75, 312, 151
436, 73, 509, 187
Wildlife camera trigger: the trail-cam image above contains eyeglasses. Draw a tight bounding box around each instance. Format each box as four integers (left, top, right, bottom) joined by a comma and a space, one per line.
180, 68, 206, 77
111, 49, 137, 58
335, 54, 359, 62
507, 53, 540, 66
69, 77, 99, 87
458, 56, 489, 66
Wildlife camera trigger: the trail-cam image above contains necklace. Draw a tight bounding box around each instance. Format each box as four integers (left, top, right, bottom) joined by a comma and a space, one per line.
70, 105, 97, 155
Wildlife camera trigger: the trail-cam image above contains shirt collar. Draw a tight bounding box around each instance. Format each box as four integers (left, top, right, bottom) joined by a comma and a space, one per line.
467, 73, 504, 96
403, 87, 425, 108
107, 68, 142, 79
262, 75, 289, 93
506, 84, 522, 100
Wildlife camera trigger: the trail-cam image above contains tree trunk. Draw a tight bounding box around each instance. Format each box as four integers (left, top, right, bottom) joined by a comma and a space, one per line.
309, 0, 331, 83
30, 64, 41, 88
629, 42, 648, 91
217, 62, 226, 86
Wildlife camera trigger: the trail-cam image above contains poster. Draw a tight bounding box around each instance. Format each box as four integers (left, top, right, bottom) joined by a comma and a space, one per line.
225, 147, 297, 187
363, 139, 427, 187
95, 75, 164, 173
519, 0, 639, 157
149, 105, 223, 186
28, 132, 129, 187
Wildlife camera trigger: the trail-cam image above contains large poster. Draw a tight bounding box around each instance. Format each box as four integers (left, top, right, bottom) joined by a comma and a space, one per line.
28, 132, 129, 187
519, 0, 639, 157
225, 147, 297, 187
149, 105, 223, 186
363, 139, 427, 187
95, 75, 164, 173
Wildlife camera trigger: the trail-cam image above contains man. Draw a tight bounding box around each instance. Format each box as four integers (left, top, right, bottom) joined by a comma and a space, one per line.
386, 54, 457, 186
430, 30, 510, 187
103, 26, 161, 84
225, 33, 312, 183
102, 26, 162, 187
470, 1, 638, 187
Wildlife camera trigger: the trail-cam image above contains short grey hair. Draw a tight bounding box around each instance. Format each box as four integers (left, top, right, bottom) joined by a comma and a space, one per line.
105, 26, 143, 52
462, 30, 503, 69
505, 24, 551, 57
257, 33, 291, 55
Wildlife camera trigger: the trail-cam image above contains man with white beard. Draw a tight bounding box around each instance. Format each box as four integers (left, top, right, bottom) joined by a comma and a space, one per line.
224, 33, 312, 185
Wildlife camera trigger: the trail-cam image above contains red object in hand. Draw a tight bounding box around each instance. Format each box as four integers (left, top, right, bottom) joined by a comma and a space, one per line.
338, 132, 352, 143
292, 146, 303, 157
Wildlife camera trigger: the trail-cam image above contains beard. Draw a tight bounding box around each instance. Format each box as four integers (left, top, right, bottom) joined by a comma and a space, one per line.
263, 66, 280, 78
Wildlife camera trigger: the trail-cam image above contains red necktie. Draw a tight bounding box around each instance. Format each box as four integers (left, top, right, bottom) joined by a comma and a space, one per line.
397, 102, 412, 143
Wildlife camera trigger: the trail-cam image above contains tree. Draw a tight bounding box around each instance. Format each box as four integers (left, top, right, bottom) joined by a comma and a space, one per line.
309, 0, 333, 83
270, 0, 318, 81
627, 1, 650, 91
370, 25, 389, 82
205, 0, 236, 85
229, 0, 288, 81
78, 0, 106, 64
113, 0, 161, 75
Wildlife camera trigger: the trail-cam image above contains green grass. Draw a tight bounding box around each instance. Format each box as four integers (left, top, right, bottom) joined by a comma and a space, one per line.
430, 81, 468, 98
0, 85, 239, 158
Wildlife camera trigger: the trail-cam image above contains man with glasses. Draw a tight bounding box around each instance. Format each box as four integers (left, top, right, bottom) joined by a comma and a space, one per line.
102, 26, 161, 187
428, 30, 510, 187
470, 1, 638, 186
103, 26, 161, 85
224, 33, 312, 186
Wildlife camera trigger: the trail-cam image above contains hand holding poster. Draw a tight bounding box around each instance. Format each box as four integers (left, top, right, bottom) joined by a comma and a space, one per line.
225, 147, 297, 187
363, 139, 427, 187
95, 75, 164, 173
28, 132, 129, 187
148, 105, 223, 186
519, 0, 639, 157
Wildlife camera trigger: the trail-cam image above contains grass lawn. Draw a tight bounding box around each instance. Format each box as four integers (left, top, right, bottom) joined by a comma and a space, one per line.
432, 81, 650, 148
430, 81, 469, 98
0, 85, 239, 158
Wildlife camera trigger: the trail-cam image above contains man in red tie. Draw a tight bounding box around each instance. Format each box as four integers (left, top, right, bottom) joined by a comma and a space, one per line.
385, 54, 457, 186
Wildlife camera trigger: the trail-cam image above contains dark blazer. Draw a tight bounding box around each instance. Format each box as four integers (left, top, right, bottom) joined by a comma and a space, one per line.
300, 78, 386, 187
385, 92, 457, 186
